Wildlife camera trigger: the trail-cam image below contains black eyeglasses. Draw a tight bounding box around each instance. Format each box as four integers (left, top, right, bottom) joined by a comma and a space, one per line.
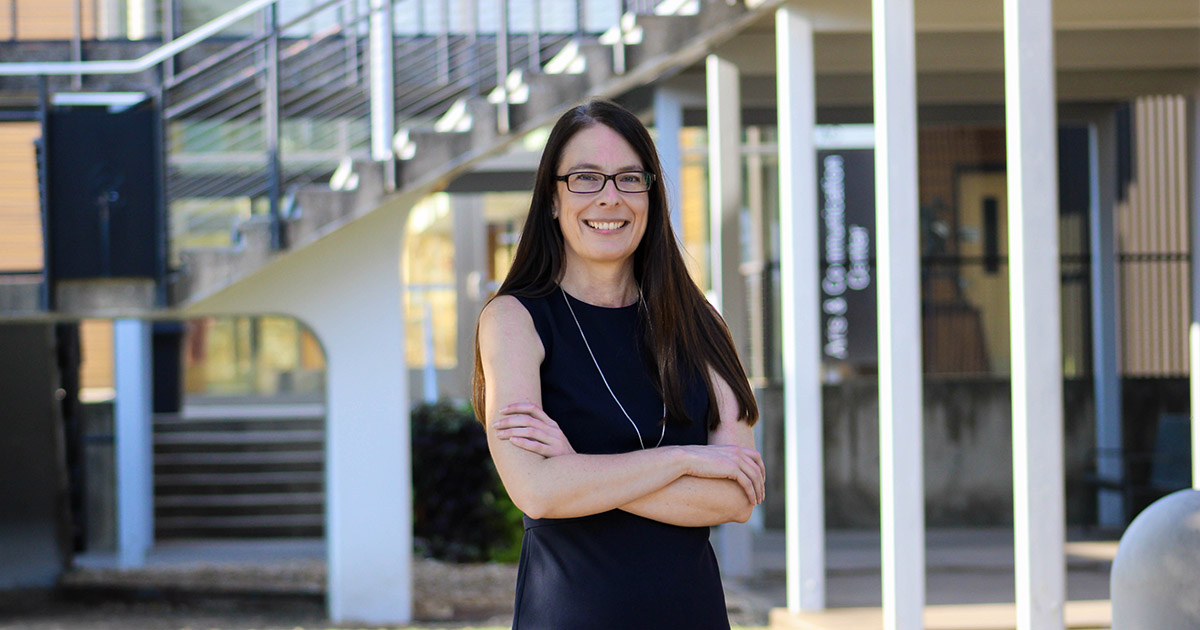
555, 171, 655, 194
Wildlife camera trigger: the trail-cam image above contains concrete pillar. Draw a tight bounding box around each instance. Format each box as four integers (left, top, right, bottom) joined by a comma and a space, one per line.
1089, 111, 1124, 526
181, 205, 413, 625
871, 0, 925, 626
1004, 0, 1067, 627
654, 88, 686, 244
706, 53, 752, 579
114, 318, 153, 568
776, 2, 825, 612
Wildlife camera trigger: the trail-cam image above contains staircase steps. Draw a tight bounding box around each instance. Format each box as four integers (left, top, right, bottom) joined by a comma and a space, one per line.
153, 408, 325, 539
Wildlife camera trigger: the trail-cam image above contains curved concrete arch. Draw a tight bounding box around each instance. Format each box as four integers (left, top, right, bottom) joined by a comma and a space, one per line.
178, 201, 414, 625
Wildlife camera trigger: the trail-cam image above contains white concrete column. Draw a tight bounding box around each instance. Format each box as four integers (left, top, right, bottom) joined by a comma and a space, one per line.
776, 3, 825, 612
872, 0, 925, 627
113, 318, 153, 568
654, 88, 686, 243
182, 206, 413, 625
1088, 113, 1124, 526
1004, 0, 1066, 628
1189, 90, 1200, 490
706, 53, 752, 579
370, 0, 395, 163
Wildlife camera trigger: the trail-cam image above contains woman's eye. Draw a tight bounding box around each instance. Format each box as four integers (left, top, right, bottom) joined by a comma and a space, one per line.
618, 173, 642, 184
574, 173, 601, 182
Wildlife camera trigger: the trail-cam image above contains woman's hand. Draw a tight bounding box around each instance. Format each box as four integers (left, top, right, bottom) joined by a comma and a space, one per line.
677, 444, 765, 506
493, 402, 577, 458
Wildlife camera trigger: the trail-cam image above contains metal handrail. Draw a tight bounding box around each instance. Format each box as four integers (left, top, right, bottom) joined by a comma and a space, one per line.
0, 0, 283, 75
4, 0, 665, 270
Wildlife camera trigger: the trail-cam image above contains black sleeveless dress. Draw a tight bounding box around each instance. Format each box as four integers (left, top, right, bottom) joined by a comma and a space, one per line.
510, 287, 730, 630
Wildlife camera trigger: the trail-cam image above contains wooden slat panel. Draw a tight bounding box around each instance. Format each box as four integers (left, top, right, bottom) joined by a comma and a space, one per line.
1119, 95, 1191, 377
0, 123, 43, 272
79, 319, 113, 391
12, 0, 96, 40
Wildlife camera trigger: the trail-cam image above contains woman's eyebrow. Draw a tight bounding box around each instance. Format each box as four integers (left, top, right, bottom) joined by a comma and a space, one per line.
564, 162, 643, 172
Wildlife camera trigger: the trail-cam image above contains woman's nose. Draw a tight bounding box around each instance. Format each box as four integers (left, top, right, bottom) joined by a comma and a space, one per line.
595, 179, 621, 204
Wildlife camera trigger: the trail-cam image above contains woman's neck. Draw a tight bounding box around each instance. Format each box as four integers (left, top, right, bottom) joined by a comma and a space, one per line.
559, 263, 638, 308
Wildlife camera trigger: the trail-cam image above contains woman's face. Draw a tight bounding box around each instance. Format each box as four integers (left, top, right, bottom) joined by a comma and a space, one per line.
554, 124, 651, 272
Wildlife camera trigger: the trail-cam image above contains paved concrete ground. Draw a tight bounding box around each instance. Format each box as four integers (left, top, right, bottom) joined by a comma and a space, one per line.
727, 528, 1117, 629
1, 528, 1118, 629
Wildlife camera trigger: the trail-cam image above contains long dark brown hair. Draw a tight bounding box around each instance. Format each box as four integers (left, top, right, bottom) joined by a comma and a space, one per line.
472, 99, 757, 431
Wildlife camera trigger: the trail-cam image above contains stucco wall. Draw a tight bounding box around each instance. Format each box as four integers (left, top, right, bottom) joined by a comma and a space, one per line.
760, 378, 1097, 529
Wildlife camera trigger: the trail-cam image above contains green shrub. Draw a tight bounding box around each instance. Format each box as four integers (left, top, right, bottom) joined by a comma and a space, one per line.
411, 400, 523, 562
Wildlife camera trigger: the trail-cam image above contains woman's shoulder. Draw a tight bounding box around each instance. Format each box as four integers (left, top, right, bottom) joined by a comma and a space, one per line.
479, 293, 555, 350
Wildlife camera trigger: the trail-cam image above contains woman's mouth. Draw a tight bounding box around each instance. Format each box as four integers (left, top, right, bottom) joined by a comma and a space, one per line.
585, 220, 628, 231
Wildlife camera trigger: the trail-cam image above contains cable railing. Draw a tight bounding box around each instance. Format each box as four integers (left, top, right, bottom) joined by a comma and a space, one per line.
2, 0, 675, 274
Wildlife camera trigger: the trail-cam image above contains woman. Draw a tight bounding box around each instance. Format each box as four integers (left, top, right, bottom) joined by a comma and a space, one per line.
473, 99, 765, 629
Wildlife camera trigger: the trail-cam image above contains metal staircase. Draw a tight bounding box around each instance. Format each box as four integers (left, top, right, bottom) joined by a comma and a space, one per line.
0, 0, 781, 310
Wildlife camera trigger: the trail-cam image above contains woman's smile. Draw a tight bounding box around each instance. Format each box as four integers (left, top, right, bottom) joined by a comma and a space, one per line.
583, 219, 629, 232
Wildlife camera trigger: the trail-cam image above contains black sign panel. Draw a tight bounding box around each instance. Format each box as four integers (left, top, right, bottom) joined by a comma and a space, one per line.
44, 106, 162, 280
818, 149, 876, 364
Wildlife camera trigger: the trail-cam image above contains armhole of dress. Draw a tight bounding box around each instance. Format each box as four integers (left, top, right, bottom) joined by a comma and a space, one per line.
512, 295, 552, 363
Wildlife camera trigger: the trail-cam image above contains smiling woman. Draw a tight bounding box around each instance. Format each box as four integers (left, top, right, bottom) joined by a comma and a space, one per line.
470, 99, 763, 630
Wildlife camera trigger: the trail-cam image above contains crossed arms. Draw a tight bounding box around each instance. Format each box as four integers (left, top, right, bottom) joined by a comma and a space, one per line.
477, 295, 765, 527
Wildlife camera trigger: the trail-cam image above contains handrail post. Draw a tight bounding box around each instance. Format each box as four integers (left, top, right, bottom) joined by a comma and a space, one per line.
437, 0, 449, 82
265, 2, 284, 250
72, 0, 82, 88
10, 0, 18, 40
529, 0, 540, 70
161, 0, 176, 81
495, 0, 508, 134
369, 0, 396, 189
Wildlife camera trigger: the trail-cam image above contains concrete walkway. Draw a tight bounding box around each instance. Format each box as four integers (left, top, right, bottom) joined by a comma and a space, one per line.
67, 528, 1119, 629
724, 528, 1117, 629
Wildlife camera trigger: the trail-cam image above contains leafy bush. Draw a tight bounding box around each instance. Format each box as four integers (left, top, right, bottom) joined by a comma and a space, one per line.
411, 400, 523, 562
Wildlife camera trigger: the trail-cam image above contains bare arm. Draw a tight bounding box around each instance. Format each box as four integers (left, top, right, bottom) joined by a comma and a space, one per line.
616, 367, 761, 526
480, 297, 759, 520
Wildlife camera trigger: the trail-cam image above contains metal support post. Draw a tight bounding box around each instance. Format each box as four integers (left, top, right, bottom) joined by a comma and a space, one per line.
1190, 89, 1200, 490
872, 0, 925, 626
706, 53, 752, 578
776, 2, 824, 612
495, 0, 510, 134
265, 2, 284, 250
369, 0, 396, 163
1089, 112, 1123, 526
71, 0, 82, 88
114, 319, 154, 568
653, 88, 684, 242
1004, 0, 1066, 627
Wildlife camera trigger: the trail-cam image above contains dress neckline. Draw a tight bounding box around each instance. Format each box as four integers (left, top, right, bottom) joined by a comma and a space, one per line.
558, 285, 639, 310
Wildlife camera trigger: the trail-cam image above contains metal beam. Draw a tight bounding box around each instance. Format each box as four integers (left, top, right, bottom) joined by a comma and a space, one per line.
776, 2, 825, 612
871, 0, 925, 626
1004, 0, 1066, 627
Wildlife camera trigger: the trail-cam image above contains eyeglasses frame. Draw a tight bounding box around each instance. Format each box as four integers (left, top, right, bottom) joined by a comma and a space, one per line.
554, 170, 657, 194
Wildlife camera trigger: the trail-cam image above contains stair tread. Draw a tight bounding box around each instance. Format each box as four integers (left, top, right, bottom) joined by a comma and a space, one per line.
155, 451, 324, 465
154, 430, 325, 444
156, 492, 325, 507
155, 471, 324, 485
156, 514, 324, 527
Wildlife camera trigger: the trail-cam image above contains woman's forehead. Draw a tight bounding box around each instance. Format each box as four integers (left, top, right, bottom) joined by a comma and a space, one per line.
559, 125, 643, 170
